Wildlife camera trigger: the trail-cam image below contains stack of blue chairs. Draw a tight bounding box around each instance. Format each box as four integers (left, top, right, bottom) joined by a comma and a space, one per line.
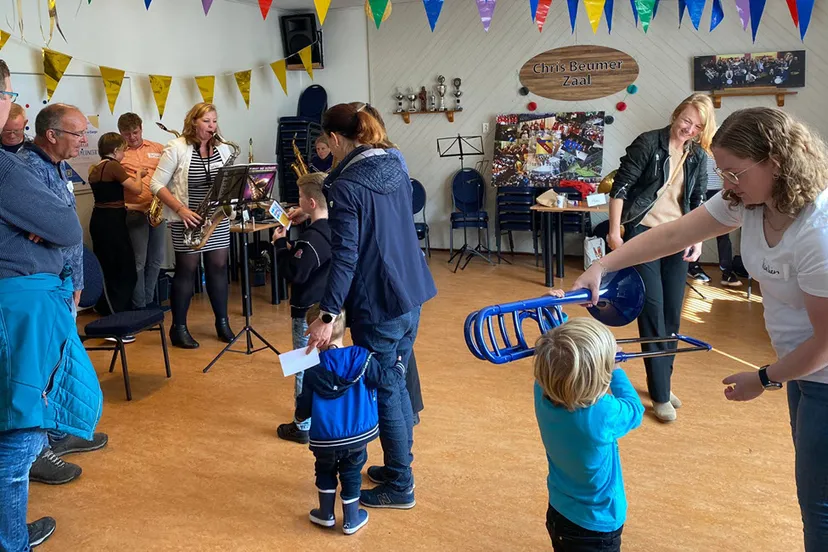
495, 186, 539, 266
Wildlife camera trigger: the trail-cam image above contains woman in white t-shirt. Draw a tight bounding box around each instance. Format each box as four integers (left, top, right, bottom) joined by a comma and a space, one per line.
571, 107, 828, 551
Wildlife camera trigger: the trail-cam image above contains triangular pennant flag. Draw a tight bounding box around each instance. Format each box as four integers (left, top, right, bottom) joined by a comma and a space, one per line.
634, 0, 656, 32
148, 75, 172, 119
298, 46, 314, 79
749, 0, 765, 41
270, 59, 288, 95
369, 0, 390, 28
710, 0, 724, 30
423, 0, 444, 31
796, 0, 813, 40
536, 0, 551, 31
786, 0, 799, 26
87, 115, 99, 129
685, 0, 704, 30
604, 0, 614, 32
735, 0, 750, 30
0, 30, 10, 50
194, 76, 215, 104
530, 0, 539, 21
584, 0, 606, 33
42, 48, 72, 101
202, 0, 214, 15
315, 0, 331, 25
629, 0, 638, 26
678, 0, 687, 25
144, 0, 152, 8
259, 0, 273, 19
476, 0, 496, 31
234, 70, 252, 109
651, 0, 660, 19
566, 0, 578, 31
99, 66, 125, 114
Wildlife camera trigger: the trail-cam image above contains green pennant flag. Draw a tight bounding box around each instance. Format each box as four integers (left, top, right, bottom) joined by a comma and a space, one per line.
634, 0, 656, 32
368, 0, 389, 28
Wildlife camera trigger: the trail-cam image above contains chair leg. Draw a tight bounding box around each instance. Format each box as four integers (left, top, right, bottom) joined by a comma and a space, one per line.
159, 321, 171, 378
108, 346, 119, 373
118, 339, 132, 401
496, 227, 502, 264
448, 227, 454, 262
508, 231, 515, 255
425, 231, 431, 258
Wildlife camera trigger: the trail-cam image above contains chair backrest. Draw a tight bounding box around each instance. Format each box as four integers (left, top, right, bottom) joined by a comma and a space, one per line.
297, 85, 328, 123
79, 246, 104, 309
411, 178, 426, 215
452, 168, 485, 213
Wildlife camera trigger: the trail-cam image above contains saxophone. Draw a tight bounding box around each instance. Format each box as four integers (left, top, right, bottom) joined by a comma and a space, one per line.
182, 132, 241, 250
146, 122, 180, 227
291, 134, 309, 178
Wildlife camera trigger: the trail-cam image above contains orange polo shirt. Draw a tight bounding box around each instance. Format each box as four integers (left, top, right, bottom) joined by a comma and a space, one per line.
121, 140, 164, 212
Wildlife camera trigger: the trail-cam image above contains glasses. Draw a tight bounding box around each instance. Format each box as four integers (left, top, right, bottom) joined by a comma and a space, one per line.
50, 128, 87, 139
1, 128, 24, 135
714, 159, 765, 184
0, 90, 18, 101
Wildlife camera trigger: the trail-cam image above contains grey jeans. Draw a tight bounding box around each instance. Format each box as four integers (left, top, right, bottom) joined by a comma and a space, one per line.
126, 210, 166, 309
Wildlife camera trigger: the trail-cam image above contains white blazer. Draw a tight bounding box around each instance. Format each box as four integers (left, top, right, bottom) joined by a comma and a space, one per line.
149, 136, 232, 223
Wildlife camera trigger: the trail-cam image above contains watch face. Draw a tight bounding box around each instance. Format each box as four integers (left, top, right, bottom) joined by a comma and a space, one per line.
321, 314, 333, 324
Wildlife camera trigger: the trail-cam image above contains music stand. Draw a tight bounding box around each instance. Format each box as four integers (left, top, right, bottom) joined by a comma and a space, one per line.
203, 164, 281, 373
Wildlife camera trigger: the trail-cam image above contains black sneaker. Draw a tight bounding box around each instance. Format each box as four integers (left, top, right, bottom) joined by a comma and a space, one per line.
50, 433, 108, 457
29, 449, 82, 485
688, 265, 710, 282
732, 256, 750, 278
721, 271, 743, 287
105, 336, 135, 344
276, 422, 309, 444
28, 517, 56, 548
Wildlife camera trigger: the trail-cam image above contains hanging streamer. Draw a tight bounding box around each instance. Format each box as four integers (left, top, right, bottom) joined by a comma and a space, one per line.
202, 0, 214, 15
194, 75, 215, 104
366, 0, 392, 24
16, 0, 23, 36
149, 75, 172, 119
685, 0, 705, 30
99, 66, 125, 114
796, 0, 813, 40
604, 0, 614, 32
42, 48, 72, 101
423, 0, 444, 31
584, 0, 606, 33
566, 0, 578, 31
476, 0, 496, 32
749, 0, 765, 42
535, 0, 551, 31
46, 0, 67, 45
0, 30, 10, 50
368, 0, 390, 28
529, 0, 539, 21
634, 0, 656, 32
259, 0, 273, 20
710, 0, 724, 31
734, 0, 749, 30
270, 59, 288, 95
234, 70, 251, 109
315, 0, 331, 25
298, 46, 314, 79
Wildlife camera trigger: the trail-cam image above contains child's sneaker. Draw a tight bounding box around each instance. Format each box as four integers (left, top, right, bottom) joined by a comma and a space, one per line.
309, 489, 336, 528
342, 496, 369, 535
277, 422, 309, 444
359, 484, 416, 509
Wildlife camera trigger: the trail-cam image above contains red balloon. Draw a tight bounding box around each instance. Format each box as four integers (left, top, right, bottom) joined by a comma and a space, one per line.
527, 101, 537, 111
616, 101, 627, 112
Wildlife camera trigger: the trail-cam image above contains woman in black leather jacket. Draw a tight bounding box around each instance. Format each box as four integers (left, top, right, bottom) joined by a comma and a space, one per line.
607, 93, 717, 422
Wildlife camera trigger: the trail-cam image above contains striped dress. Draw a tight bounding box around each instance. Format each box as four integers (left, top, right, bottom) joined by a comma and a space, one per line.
169, 148, 231, 253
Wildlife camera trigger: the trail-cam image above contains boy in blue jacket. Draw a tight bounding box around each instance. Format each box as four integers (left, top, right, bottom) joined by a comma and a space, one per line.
533, 310, 644, 552
294, 304, 385, 536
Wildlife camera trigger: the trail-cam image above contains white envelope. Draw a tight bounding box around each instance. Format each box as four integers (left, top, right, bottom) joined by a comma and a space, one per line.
279, 346, 320, 377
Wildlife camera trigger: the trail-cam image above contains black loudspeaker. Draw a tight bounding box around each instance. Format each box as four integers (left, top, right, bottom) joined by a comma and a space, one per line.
280, 14, 324, 70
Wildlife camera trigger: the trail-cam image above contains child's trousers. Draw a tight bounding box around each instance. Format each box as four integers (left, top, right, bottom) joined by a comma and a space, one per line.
546, 504, 622, 552
314, 447, 368, 500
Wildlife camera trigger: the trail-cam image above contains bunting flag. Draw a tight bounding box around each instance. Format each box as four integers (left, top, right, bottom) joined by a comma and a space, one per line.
368, 0, 390, 27
678, 0, 687, 25
270, 59, 288, 95
99, 66, 125, 114
651, 0, 659, 19
315, 0, 331, 25
685, 0, 705, 30
42, 48, 72, 101
797, 0, 814, 40
298, 46, 314, 78
0, 30, 10, 50
202, 0, 214, 15
87, 115, 99, 129
259, 0, 273, 19
735, 0, 750, 30
476, 0, 496, 31
634, 0, 656, 32
604, 0, 614, 32
530, 0, 539, 21
710, 0, 724, 31
629, 0, 638, 26
46, 0, 67, 44
566, 0, 578, 31
584, 0, 606, 33
366, 0, 392, 25
145, 0, 152, 8
536, 0, 551, 31
149, 75, 172, 119
423, 0, 444, 30
195, 75, 215, 103
234, 70, 252, 109
749, 0, 765, 41
786, 0, 799, 26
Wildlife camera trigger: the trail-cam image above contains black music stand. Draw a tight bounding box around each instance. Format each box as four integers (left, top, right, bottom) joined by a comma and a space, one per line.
203, 164, 281, 373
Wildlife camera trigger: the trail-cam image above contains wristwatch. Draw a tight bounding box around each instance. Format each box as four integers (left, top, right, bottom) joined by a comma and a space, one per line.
758, 365, 783, 390
320, 311, 336, 324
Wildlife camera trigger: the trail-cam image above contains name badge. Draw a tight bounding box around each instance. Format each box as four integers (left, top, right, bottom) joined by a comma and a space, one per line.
148, 153, 162, 159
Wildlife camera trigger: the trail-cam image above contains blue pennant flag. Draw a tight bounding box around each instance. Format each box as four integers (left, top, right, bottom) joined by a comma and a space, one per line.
710, 0, 724, 30
630, 0, 638, 26
749, 0, 766, 41
567, 0, 578, 31
797, 0, 814, 40
530, 0, 539, 21
685, 0, 705, 29
423, 0, 444, 31
604, 0, 615, 32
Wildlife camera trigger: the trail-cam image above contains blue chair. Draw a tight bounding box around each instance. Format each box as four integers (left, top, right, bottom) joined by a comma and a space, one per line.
495, 186, 539, 266
79, 247, 171, 401
449, 168, 492, 271
411, 178, 431, 258
297, 84, 328, 123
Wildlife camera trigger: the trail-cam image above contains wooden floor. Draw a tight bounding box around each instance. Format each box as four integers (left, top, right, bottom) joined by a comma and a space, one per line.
31, 251, 802, 551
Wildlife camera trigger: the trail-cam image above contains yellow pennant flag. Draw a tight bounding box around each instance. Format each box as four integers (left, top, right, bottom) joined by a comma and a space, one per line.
298, 46, 314, 79
234, 70, 252, 109
314, 0, 331, 25
42, 48, 72, 101
87, 115, 100, 129
195, 75, 215, 104
99, 66, 125, 114
584, 0, 606, 33
149, 75, 173, 119
270, 59, 288, 95
0, 31, 10, 50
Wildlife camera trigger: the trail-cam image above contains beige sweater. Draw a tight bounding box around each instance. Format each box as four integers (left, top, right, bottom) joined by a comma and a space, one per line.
640, 148, 686, 228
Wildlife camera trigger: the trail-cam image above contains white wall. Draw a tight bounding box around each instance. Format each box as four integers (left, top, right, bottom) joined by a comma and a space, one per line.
367, 0, 828, 260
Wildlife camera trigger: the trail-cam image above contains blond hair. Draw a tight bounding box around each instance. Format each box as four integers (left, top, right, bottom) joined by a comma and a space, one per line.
671, 93, 717, 152
534, 318, 616, 412
297, 172, 328, 207
712, 107, 828, 217
181, 102, 219, 147
305, 304, 346, 344
8, 103, 25, 121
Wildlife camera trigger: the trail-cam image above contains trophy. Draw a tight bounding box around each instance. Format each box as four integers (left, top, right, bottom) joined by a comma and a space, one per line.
394, 92, 404, 113
436, 75, 447, 112
453, 78, 463, 111
407, 91, 418, 112
419, 86, 428, 112
429, 91, 436, 112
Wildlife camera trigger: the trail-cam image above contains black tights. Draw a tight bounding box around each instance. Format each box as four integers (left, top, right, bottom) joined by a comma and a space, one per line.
171, 249, 229, 326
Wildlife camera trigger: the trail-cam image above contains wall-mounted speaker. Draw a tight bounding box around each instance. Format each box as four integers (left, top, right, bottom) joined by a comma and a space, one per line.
279, 14, 324, 70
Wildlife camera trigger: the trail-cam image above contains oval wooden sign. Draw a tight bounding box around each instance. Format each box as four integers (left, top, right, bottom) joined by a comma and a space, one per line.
519, 45, 639, 101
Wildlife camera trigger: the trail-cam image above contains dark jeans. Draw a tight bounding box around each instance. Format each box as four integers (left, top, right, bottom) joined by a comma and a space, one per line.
627, 224, 687, 404
314, 447, 368, 501
407, 350, 424, 415
690, 189, 733, 273
546, 504, 622, 552
126, 211, 166, 308
350, 307, 420, 493
0, 429, 48, 552
90, 207, 137, 315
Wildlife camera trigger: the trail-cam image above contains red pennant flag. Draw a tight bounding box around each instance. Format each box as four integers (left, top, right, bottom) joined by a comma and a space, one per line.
259, 0, 273, 19
536, 0, 552, 31
786, 0, 799, 26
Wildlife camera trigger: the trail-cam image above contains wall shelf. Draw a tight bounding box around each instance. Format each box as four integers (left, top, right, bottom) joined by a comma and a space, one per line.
709, 87, 797, 108
396, 110, 459, 124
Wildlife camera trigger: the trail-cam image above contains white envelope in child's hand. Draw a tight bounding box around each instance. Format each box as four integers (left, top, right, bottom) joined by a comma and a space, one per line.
279, 347, 320, 377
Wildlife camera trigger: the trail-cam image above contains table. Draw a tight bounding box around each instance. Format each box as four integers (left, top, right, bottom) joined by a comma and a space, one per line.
229, 220, 287, 309
531, 203, 609, 287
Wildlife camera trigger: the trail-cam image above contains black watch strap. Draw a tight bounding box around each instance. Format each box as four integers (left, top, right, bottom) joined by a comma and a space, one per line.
758, 365, 783, 390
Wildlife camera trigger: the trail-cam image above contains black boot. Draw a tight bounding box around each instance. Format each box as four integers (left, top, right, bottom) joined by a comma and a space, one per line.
215, 318, 235, 343
169, 325, 199, 349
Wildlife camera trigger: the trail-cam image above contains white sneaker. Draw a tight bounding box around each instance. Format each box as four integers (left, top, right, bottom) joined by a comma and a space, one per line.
105, 336, 136, 344
653, 401, 677, 422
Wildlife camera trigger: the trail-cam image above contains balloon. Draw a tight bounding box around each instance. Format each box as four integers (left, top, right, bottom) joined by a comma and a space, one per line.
598, 170, 616, 194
